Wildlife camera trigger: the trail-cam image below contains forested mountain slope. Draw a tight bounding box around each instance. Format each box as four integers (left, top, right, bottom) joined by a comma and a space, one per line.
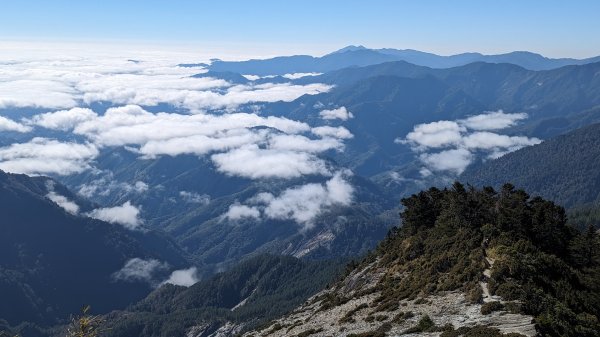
100, 255, 345, 337
246, 184, 600, 337
461, 122, 600, 208
0, 170, 189, 330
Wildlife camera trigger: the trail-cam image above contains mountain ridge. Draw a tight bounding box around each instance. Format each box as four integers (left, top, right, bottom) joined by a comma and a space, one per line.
243, 183, 600, 337
206, 46, 600, 75
0, 170, 190, 330
460, 122, 600, 209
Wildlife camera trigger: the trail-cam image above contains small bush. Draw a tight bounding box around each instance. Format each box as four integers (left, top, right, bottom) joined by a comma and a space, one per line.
403, 315, 436, 333
466, 285, 483, 304
481, 301, 504, 315
67, 306, 105, 337
391, 311, 414, 323
440, 325, 526, 337
414, 298, 429, 305
374, 314, 387, 321
267, 323, 283, 333
339, 303, 369, 324
502, 301, 522, 314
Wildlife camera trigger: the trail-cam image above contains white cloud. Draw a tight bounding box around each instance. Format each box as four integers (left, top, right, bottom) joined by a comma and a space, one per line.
263, 172, 353, 229
0, 53, 331, 112
26, 107, 97, 131
22, 104, 348, 181
45, 181, 80, 215
69, 105, 309, 147
186, 82, 331, 111
311, 126, 354, 139
112, 257, 200, 288
242, 74, 260, 81
138, 129, 265, 158
78, 73, 228, 107
211, 145, 330, 179
419, 148, 473, 175
87, 201, 142, 229
0, 54, 339, 183
133, 181, 149, 193
0, 116, 31, 132
419, 167, 433, 177
319, 107, 354, 121
248, 192, 276, 204
460, 111, 528, 130
179, 191, 210, 204
282, 72, 322, 79
325, 172, 355, 204
223, 172, 354, 229
224, 203, 261, 220
462, 132, 541, 150
0, 79, 78, 109
46, 192, 79, 215
112, 258, 169, 284
162, 267, 199, 287
267, 134, 344, 153
0, 138, 98, 176
81, 80, 330, 113
402, 120, 465, 149
401, 112, 541, 176
77, 174, 148, 198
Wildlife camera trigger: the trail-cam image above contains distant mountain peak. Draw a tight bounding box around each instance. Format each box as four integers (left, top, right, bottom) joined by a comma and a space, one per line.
329, 45, 368, 54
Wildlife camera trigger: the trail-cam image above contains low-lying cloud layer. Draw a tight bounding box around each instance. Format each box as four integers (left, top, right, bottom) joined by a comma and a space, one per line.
224, 203, 263, 221
112, 258, 169, 284
179, 191, 210, 205
0, 54, 353, 205
87, 201, 142, 230
319, 106, 354, 121
44, 180, 146, 230
1, 104, 353, 179
0, 116, 31, 132
0, 138, 98, 176
45, 181, 80, 215
78, 173, 148, 199
161, 267, 200, 287
0, 51, 358, 235
400, 111, 541, 175
223, 171, 354, 229
212, 145, 331, 179
113, 258, 199, 287
0, 56, 331, 111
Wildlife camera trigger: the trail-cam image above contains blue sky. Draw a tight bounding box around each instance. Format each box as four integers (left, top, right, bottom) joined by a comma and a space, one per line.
2, 0, 600, 58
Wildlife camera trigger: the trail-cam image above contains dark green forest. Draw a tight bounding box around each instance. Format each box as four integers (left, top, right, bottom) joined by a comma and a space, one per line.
0, 170, 188, 331
100, 254, 345, 337
461, 122, 600, 210
354, 183, 600, 337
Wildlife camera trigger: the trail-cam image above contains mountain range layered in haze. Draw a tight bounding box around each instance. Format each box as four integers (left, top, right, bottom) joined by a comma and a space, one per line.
1, 46, 600, 337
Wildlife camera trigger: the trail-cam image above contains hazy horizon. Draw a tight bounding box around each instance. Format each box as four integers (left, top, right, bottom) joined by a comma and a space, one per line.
2, 0, 600, 59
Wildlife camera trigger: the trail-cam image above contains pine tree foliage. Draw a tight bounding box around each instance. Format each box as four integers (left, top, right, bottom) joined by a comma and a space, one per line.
359, 183, 600, 337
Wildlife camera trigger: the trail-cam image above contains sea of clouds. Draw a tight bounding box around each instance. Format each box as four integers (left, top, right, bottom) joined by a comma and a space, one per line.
0, 43, 545, 287
0, 45, 356, 234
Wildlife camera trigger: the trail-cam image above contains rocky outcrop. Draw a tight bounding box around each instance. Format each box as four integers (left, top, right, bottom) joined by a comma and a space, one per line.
186, 322, 244, 337
244, 261, 537, 337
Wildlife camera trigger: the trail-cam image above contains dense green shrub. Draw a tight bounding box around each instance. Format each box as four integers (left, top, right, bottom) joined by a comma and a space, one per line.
362, 183, 600, 337
441, 325, 526, 337
481, 301, 504, 315
339, 303, 369, 324
403, 315, 437, 333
